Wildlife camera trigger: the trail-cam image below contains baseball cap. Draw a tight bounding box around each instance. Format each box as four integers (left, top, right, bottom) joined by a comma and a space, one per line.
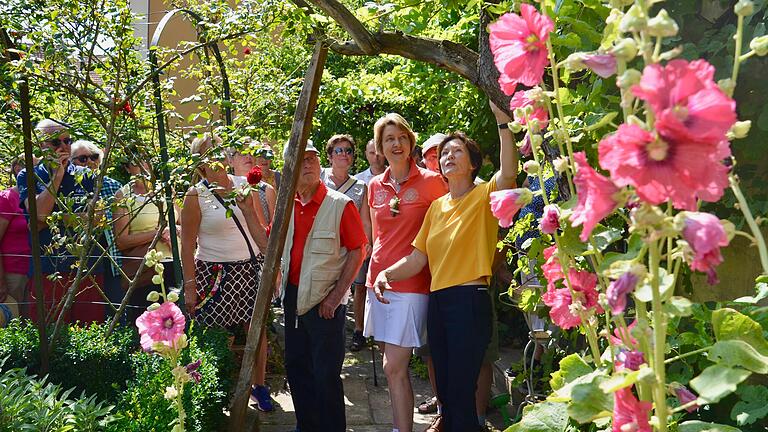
422, 133, 447, 157
283, 139, 319, 160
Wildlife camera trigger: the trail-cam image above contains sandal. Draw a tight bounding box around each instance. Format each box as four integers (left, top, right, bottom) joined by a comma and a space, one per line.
417, 396, 439, 414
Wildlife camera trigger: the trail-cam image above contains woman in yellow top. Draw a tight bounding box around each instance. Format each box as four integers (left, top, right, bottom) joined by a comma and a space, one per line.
373, 103, 517, 432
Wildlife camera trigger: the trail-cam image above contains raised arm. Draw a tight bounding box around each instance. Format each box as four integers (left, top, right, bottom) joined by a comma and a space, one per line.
181, 188, 201, 315
490, 101, 518, 190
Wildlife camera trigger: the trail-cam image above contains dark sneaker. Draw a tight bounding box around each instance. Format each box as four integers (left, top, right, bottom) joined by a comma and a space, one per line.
349, 330, 366, 352
250, 385, 274, 412
417, 396, 439, 414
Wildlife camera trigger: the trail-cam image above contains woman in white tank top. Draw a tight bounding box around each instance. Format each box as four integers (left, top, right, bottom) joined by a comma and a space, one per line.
180, 134, 268, 332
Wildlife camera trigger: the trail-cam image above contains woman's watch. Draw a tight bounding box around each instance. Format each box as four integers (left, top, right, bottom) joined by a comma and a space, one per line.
498, 122, 510, 130
384, 269, 394, 284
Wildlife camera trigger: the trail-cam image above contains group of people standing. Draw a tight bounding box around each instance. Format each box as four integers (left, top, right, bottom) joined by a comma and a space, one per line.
5, 101, 518, 432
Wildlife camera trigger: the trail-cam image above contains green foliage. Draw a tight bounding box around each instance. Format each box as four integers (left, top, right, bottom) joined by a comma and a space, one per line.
107, 324, 234, 432
690, 364, 751, 404
731, 384, 768, 426
0, 362, 117, 431
505, 401, 569, 432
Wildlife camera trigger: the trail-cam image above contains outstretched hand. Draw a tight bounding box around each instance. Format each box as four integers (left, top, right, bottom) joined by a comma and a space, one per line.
490, 100, 512, 124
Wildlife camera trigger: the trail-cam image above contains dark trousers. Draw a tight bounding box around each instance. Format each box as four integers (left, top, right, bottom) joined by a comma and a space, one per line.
283, 284, 347, 432
429, 285, 492, 432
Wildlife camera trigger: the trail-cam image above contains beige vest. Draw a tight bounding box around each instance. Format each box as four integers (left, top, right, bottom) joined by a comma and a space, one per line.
281, 187, 351, 315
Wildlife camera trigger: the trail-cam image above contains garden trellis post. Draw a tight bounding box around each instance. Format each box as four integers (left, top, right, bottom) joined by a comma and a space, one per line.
228, 41, 328, 432
147, 8, 235, 286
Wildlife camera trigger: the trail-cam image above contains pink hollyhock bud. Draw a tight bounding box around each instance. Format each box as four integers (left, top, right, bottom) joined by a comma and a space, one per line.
489, 4, 554, 89
136, 301, 186, 352
674, 385, 699, 412
680, 212, 730, 285
243, 47, 251, 55
613, 387, 652, 432
606, 272, 639, 314
490, 188, 533, 227
616, 349, 645, 371
540, 204, 560, 234
570, 152, 622, 241
582, 53, 617, 78
247, 165, 263, 185
510, 89, 549, 129
519, 135, 532, 157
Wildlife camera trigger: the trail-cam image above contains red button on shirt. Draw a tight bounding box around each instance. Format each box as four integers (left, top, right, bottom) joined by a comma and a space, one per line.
288, 182, 367, 286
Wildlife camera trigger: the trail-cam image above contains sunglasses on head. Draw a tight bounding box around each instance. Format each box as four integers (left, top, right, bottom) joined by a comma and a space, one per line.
332, 147, 354, 156
48, 137, 72, 147
73, 154, 100, 163
254, 148, 274, 160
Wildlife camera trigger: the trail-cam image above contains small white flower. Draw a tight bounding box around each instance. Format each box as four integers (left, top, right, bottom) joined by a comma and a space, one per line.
164, 386, 179, 400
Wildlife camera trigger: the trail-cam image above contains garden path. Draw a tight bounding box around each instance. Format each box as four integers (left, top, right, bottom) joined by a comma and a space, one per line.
243, 307, 517, 432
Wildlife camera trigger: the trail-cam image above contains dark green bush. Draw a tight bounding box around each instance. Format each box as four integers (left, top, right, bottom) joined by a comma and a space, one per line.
0, 360, 117, 431
107, 323, 235, 432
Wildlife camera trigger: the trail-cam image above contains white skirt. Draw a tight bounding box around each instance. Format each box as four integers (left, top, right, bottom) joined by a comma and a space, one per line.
363, 287, 429, 348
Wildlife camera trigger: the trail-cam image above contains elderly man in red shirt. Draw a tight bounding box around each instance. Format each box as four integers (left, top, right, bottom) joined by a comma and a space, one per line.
278, 140, 367, 432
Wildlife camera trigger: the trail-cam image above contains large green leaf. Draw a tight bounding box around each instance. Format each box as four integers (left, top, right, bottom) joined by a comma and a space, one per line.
634, 268, 675, 303
708, 340, 768, 373
506, 401, 569, 432
733, 282, 768, 304
678, 421, 742, 432
568, 375, 613, 423
549, 353, 592, 391
731, 385, 768, 426
711, 308, 768, 356
689, 364, 751, 404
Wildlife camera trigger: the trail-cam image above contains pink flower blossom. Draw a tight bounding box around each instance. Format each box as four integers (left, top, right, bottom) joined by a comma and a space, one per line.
582, 53, 617, 78
498, 73, 517, 96
610, 321, 638, 348
597, 123, 730, 210
606, 272, 639, 315
541, 245, 564, 287
570, 152, 622, 241
613, 387, 652, 432
542, 269, 601, 329
490, 188, 533, 227
489, 4, 554, 89
540, 204, 560, 234
632, 59, 736, 143
510, 89, 549, 128
616, 349, 645, 371
674, 386, 699, 412
681, 212, 730, 284
186, 359, 203, 384
519, 135, 532, 157
136, 302, 186, 352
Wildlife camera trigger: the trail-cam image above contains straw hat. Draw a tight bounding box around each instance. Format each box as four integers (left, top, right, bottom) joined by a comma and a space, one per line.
0, 295, 19, 328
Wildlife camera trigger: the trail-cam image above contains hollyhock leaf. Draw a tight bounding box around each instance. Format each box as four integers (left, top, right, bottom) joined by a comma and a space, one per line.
709, 340, 768, 374
550, 353, 593, 391
599, 369, 641, 393
558, 222, 588, 255
690, 364, 751, 403
633, 268, 674, 303
731, 385, 768, 426
551, 370, 605, 402
712, 308, 768, 356
664, 296, 693, 317
733, 282, 768, 304
507, 401, 569, 432
568, 375, 613, 423
678, 421, 741, 432
588, 225, 623, 252
598, 233, 644, 273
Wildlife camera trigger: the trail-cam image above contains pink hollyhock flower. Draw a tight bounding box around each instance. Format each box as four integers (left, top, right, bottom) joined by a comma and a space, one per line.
597, 123, 730, 210
489, 4, 554, 88
541, 245, 564, 287
632, 59, 736, 143
674, 385, 699, 412
613, 387, 652, 432
540, 204, 560, 234
186, 359, 203, 384
681, 212, 730, 284
616, 349, 645, 371
490, 188, 533, 227
498, 73, 517, 96
136, 302, 186, 352
510, 89, 549, 128
610, 321, 639, 348
542, 269, 601, 329
519, 135, 532, 157
582, 53, 617, 78
570, 152, 622, 241
606, 272, 639, 315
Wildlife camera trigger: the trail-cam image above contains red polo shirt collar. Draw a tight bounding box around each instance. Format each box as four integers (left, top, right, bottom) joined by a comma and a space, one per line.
381, 159, 420, 190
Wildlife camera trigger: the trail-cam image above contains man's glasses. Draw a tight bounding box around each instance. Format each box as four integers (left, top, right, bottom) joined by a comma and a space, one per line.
73, 154, 100, 163
48, 137, 72, 147
332, 147, 354, 156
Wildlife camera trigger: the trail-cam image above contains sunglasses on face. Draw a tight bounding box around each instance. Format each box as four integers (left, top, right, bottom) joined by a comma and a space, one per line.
73, 154, 100, 163
254, 149, 274, 160
332, 147, 354, 156
48, 137, 72, 147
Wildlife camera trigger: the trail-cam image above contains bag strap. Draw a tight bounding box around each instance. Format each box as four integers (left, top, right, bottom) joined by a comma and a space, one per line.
202, 179, 257, 260
337, 176, 359, 196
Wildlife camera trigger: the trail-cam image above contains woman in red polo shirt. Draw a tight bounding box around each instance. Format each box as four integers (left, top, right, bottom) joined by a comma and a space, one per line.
365, 113, 447, 432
